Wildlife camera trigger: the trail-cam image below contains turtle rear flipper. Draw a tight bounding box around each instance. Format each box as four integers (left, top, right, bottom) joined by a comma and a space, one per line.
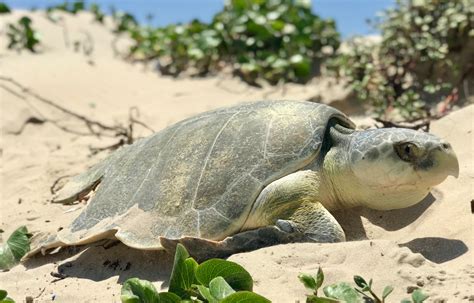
53, 145, 130, 204
53, 164, 105, 204
23, 233, 64, 259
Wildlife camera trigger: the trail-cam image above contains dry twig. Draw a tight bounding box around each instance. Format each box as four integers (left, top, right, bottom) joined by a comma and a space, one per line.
0, 76, 154, 153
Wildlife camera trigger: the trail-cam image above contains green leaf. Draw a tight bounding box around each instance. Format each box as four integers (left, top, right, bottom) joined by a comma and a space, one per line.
0, 226, 31, 270
196, 285, 219, 303
196, 259, 253, 291
323, 282, 362, 303
382, 285, 394, 299
156, 292, 181, 303
0, 290, 7, 300
168, 244, 197, 299
209, 276, 236, 300
353, 276, 368, 289
306, 295, 340, 303
121, 278, 159, 303
220, 291, 270, 303
315, 267, 324, 289
0, 296, 15, 303
411, 289, 429, 303
298, 274, 317, 290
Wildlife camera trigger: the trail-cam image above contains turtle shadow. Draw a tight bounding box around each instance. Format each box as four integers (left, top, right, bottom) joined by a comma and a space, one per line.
358, 192, 436, 230
398, 237, 468, 264
332, 192, 436, 240
24, 242, 175, 286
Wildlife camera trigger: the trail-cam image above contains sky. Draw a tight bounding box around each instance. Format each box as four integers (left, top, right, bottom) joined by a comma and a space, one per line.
6, 0, 395, 38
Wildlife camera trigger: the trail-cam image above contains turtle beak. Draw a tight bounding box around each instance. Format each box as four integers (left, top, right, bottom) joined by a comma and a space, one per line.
444, 147, 459, 178
436, 142, 459, 178
417, 141, 459, 185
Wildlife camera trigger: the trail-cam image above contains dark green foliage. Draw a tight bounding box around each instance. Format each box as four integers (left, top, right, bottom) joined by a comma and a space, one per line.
121, 244, 268, 303
46, 1, 85, 14
6, 17, 41, 52
0, 2, 11, 14
111, 9, 138, 34
330, 0, 473, 120
45, 1, 104, 23
211, 0, 340, 84
90, 3, 105, 23
124, 0, 340, 85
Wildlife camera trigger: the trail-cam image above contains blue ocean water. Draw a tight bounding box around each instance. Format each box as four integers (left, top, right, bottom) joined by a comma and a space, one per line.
5, 0, 394, 38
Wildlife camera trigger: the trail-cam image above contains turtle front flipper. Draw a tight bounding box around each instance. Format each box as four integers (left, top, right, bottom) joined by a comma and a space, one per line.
159, 225, 303, 261
159, 202, 344, 261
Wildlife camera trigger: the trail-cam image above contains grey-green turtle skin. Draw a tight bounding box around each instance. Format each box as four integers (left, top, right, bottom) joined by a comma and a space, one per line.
27, 100, 459, 259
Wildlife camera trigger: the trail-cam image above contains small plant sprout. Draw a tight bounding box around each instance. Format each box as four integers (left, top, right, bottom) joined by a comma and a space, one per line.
298, 268, 429, 303
353, 275, 392, 303
298, 267, 324, 297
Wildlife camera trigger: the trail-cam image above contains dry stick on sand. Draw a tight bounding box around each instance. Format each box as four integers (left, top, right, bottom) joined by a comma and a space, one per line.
374, 92, 460, 132
0, 76, 154, 152
374, 117, 432, 132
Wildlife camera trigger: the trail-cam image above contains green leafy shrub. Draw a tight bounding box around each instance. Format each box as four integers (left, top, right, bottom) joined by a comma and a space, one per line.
0, 226, 31, 270
111, 9, 138, 34
89, 3, 105, 23
330, 0, 473, 120
45, 1, 105, 23
46, 0, 85, 14
0, 2, 11, 14
212, 0, 340, 84
6, 17, 41, 52
125, 0, 340, 85
121, 244, 270, 303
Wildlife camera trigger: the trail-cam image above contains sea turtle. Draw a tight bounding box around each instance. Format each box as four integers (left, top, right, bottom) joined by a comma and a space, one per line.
28, 100, 459, 259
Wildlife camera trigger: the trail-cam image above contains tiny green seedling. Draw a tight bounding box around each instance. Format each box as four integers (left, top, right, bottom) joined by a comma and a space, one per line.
353, 275, 392, 303
120, 244, 270, 303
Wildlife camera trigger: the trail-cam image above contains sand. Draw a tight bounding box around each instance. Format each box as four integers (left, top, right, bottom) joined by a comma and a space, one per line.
0, 10, 472, 302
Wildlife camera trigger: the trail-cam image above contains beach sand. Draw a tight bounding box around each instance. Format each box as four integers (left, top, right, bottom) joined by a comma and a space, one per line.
0, 11, 472, 302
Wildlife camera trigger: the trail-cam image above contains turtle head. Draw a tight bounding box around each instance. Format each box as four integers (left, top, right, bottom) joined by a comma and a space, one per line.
326, 127, 459, 210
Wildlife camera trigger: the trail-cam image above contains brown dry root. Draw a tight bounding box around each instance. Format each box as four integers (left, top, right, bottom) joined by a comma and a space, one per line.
374, 117, 431, 132
0, 76, 154, 153
374, 101, 454, 132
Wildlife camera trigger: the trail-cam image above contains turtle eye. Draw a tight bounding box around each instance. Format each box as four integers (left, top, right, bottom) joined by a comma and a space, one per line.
394, 142, 420, 162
